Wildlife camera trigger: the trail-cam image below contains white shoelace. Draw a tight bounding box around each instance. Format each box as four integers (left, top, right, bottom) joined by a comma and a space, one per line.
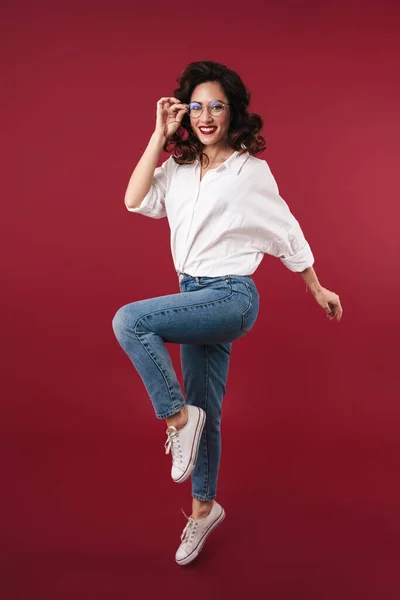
180, 508, 199, 545
164, 426, 183, 465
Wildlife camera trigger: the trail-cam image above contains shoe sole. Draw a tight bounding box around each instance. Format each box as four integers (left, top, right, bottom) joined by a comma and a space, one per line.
173, 407, 206, 484
175, 506, 226, 565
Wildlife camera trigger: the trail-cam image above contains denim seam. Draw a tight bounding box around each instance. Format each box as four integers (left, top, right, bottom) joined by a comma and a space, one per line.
156, 406, 186, 419
134, 331, 183, 417
241, 283, 253, 332
181, 285, 250, 300
132, 282, 234, 333
204, 344, 210, 497
192, 492, 216, 502
195, 277, 231, 287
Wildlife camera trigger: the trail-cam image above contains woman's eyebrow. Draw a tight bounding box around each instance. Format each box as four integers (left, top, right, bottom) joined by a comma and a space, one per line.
190, 99, 225, 105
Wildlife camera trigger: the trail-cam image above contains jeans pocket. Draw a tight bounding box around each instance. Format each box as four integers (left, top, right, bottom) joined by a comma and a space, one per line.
241, 282, 259, 333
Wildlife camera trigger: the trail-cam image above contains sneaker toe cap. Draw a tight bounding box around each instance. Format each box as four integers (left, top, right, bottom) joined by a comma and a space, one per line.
175, 547, 188, 562
171, 465, 184, 481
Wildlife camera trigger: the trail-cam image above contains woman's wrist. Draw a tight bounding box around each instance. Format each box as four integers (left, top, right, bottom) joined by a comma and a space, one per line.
300, 266, 322, 295
306, 281, 323, 295
151, 131, 167, 146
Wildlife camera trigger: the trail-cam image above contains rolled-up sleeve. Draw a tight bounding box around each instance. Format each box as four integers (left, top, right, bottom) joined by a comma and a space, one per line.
125, 155, 175, 219
260, 162, 315, 272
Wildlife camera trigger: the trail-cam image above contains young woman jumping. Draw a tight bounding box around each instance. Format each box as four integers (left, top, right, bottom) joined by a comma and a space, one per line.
112, 60, 343, 566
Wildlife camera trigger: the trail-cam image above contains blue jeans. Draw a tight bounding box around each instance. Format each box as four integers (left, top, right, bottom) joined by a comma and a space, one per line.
112, 271, 260, 501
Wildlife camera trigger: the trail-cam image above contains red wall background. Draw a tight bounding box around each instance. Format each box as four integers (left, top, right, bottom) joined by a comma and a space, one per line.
1, 1, 399, 598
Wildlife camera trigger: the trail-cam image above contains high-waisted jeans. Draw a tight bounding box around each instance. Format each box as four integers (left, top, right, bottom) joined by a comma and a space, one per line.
112, 271, 260, 501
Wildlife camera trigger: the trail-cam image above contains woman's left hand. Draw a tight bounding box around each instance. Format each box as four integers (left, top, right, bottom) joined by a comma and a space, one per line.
312, 286, 343, 321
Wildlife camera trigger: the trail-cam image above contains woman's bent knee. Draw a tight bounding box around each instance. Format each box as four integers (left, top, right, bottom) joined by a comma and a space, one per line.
112, 306, 126, 340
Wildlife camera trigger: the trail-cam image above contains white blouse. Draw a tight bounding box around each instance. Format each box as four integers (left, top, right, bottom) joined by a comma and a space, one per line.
125, 150, 315, 277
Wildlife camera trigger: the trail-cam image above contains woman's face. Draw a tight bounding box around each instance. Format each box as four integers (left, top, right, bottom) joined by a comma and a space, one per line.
189, 81, 231, 148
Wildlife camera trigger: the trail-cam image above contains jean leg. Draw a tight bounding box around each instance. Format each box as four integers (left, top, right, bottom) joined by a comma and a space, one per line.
112, 299, 186, 419
112, 277, 246, 419
180, 341, 232, 501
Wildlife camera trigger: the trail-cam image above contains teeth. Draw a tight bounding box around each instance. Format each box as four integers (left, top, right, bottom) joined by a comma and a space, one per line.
200, 127, 216, 132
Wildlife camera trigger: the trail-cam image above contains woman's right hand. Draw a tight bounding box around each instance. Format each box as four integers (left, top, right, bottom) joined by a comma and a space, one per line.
154, 97, 188, 142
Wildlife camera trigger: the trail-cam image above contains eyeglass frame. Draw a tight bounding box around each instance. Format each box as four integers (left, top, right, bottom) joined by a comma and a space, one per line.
186, 99, 231, 118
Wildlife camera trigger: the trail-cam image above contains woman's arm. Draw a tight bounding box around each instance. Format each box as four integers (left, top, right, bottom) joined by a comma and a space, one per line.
256, 162, 343, 321
300, 265, 322, 294
125, 96, 187, 209
124, 132, 166, 209
300, 266, 343, 321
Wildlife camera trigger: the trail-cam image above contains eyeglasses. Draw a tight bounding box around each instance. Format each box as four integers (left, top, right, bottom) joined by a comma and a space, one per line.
187, 100, 231, 118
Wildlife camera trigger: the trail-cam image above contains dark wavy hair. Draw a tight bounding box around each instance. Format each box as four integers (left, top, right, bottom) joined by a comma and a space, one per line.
164, 60, 266, 168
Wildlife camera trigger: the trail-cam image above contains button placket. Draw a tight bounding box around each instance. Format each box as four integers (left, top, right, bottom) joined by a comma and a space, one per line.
182, 170, 202, 267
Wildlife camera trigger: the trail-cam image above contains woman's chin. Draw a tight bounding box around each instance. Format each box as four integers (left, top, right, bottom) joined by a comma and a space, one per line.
200, 137, 220, 145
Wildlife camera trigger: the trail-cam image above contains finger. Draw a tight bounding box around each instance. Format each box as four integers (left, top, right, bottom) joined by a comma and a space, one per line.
331, 302, 341, 320
158, 97, 183, 106
157, 97, 180, 102
176, 108, 188, 120
168, 103, 188, 112
326, 303, 336, 319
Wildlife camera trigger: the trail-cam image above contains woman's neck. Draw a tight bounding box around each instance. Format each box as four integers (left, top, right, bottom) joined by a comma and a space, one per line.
200, 146, 236, 166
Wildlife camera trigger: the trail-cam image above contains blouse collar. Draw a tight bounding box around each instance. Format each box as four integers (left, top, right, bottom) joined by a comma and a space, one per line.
195, 150, 249, 175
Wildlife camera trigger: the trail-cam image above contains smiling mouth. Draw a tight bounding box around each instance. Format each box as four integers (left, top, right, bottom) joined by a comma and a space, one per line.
199, 127, 217, 134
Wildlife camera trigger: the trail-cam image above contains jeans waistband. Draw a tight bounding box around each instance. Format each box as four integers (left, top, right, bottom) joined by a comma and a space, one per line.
177, 270, 187, 282
177, 270, 228, 283
176, 269, 254, 286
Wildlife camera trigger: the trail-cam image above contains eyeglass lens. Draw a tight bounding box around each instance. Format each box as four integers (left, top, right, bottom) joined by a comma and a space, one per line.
187, 100, 225, 117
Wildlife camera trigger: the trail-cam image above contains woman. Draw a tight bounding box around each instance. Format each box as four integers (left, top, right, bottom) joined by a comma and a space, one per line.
112, 60, 343, 566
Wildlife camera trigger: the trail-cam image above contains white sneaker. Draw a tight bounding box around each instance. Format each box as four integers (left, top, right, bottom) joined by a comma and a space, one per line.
175, 500, 226, 565
164, 405, 206, 483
